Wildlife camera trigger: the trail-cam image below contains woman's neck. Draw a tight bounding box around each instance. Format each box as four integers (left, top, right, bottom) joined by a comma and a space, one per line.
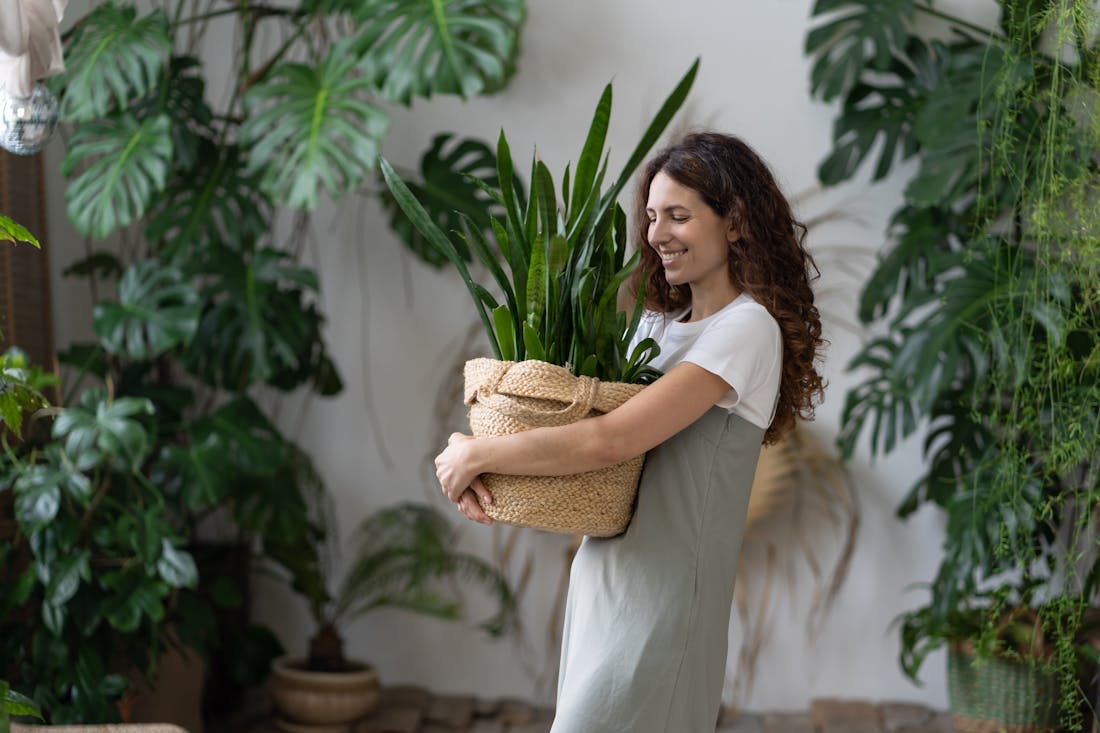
684, 282, 741, 322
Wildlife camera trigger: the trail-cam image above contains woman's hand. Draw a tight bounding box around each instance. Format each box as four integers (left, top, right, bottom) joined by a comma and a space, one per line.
435, 432, 494, 524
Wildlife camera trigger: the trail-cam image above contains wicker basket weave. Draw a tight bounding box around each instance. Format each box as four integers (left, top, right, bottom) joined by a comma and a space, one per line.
948, 645, 1060, 733
463, 358, 647, 537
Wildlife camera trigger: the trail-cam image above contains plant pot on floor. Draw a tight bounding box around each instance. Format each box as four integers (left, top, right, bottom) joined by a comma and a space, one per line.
948, 644, 1060, 733
269, 656, 379, 732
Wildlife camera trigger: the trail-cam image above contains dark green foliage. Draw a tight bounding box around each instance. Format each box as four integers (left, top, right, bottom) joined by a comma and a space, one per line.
807, 0, 1100, 715
4, 0, 529, 723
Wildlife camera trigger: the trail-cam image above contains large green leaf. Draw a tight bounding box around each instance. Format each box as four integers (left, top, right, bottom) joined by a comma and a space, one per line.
132, 55, 215, 171
242, 39, 388, 210
146, 140, 270, 260
59, 6, 171, 122
93, 260, 201, 359
381, 133, 517, 267
62, 114, 175, 239
805, 0, 915, 101
184, 247, 330, 391
355, 0, 525, 103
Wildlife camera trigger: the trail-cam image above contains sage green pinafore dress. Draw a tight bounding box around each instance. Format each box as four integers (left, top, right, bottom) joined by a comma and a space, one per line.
550, 406, 762, 733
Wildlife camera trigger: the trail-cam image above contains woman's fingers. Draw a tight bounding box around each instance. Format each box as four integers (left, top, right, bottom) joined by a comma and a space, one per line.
458, 489, 493, 525
471, 475, 493, 506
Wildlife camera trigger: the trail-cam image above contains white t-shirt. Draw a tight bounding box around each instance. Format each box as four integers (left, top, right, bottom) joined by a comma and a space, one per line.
628, 293, 783, 430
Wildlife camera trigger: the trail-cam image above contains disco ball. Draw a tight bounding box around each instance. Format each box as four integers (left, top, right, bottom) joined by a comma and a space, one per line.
0, 83, 60, 155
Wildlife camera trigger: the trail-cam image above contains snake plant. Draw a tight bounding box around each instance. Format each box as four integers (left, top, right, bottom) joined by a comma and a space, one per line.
382, 60, 700, 384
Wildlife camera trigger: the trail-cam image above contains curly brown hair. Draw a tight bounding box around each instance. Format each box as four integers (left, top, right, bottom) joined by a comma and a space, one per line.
627, 131, 825, 444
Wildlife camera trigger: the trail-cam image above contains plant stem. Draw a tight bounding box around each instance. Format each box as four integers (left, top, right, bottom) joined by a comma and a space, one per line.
913, 4, 1003, 41
171, 4, 298, 28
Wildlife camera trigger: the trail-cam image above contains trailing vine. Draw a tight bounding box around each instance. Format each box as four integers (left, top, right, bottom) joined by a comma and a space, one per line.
807, 0, 1100, 724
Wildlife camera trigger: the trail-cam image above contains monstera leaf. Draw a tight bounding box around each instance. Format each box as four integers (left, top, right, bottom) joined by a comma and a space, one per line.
93, 260, 200, 359
62, 114, 175, 239
354, 0, 524, 104
805, 0, 916, 101
241, 38, 388, 210
58, 5, 171, 122
147, 140, 270, 260
185, 247, 327, 390
133, 55, 215, 171
381, 133, 519, 267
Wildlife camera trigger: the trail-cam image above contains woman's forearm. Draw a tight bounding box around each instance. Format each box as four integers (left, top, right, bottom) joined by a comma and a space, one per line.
472, 414, 630, 477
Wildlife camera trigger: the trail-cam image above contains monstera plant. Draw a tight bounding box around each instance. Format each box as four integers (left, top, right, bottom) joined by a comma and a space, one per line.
1, 0, 526, 724
806, 0, 1100, 727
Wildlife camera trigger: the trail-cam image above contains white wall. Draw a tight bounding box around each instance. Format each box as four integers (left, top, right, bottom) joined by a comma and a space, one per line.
40, 0, 1002, 713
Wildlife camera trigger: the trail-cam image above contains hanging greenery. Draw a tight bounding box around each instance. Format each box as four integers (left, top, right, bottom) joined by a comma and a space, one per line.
807, 0, 1099, 725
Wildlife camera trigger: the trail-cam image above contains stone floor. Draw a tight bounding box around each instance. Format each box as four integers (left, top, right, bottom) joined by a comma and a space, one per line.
233, 687, 958, 733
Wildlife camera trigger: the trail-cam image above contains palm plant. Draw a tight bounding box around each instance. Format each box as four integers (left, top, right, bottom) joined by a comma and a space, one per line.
1, 0, 527, 723
302, 502, 516, 673
806, 0, 1100, 720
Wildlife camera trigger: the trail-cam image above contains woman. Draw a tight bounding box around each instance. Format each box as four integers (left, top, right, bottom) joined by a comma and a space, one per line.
435, 131, 825, 732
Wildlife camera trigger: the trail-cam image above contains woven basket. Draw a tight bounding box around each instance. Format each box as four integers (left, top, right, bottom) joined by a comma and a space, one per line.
948, 645, 1060, 733
463, 358, 647, 537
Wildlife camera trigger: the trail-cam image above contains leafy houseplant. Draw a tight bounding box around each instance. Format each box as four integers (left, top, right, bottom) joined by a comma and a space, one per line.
1, 0, 527, 724
380, 61, 700, 536
269, 502, 516, 728
382, 60, 700, 384
806, 0, 1100, 726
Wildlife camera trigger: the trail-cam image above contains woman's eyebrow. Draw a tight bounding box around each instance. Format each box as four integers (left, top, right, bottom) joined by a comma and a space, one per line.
646, 204, 691, 213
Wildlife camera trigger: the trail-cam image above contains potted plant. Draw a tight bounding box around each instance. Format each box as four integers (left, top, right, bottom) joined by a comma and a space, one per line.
805, 0, 1100, 728
268, 502, 516, 730
1, 0, 529, 724
381, 61, 700, 537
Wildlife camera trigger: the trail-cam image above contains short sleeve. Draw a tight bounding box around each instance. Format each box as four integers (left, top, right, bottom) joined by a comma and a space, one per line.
681, 304, 782, 426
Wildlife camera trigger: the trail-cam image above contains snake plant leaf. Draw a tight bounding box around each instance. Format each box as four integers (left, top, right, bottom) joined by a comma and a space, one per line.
62, 114, 175, 240
381, 134, 511, 267
184, 248, 326, 391
93, 260, 200, 360
147, 140, 271, 260
242, 38, 388, 211
569, 84, 611, 222
354, 0, 525, 104
0, 214, 40, 248
58, 5, 170, 122
492, 304, 516, 361
805, 0, 915, 102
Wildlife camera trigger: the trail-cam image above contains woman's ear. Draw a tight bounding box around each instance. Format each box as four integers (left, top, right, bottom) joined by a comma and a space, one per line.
726, 219, 740, 244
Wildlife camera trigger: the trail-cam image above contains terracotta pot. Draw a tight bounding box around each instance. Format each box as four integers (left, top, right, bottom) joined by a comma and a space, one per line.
269, 656, 380, 728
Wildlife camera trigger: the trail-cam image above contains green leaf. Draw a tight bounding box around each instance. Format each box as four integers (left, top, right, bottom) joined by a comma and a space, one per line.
493, 304, 516, 361
355, 0, 525, 104
93, 260, 201, 359
147, 140, 271, 260
805, 0, 915, 101
0, 214, 41, 248
58, 6, 171, 121
62, 113, 175, 240
157, 539, 199, 589
242, 38, 388, 211
2, 685, 42, 719
52, 389, 156, 471
132, 56, 215, 171
522, 322, 545, 361
380, 134, 517, 267
62, 251, 124, 280
569, 84, 611, 222
183, 247, 333, 391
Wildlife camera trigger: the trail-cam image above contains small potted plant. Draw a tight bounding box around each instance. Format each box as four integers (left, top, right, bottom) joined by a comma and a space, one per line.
269, 502, 516, 730
381, 61, 699, 537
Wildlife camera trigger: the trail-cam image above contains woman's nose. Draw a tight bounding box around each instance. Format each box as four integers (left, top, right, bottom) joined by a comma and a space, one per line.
648, 218, 669, 245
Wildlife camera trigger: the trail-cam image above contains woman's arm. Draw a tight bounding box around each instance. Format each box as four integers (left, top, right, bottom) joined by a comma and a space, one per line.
437, 362, 731, 522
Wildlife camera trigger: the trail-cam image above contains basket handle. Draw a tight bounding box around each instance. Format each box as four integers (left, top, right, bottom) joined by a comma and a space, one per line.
478, 372, 599, 427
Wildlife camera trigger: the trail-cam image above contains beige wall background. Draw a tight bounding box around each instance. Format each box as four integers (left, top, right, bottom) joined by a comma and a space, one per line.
41, 0, 1003, 713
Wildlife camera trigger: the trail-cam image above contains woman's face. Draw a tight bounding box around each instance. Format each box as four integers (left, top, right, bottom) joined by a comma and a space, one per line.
645, 171, 738, 292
